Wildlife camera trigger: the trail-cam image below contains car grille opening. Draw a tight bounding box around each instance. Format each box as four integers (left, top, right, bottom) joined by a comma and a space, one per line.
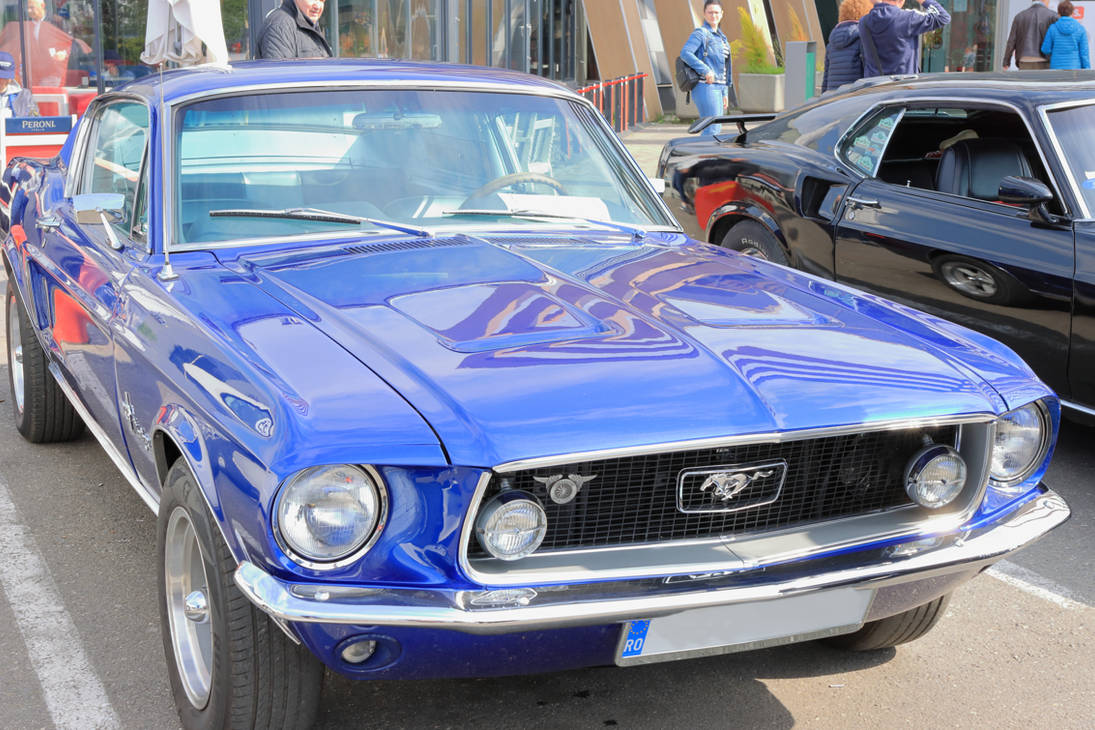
468, 425, 959, 556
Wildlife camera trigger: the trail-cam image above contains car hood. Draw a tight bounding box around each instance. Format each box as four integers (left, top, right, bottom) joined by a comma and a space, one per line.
222, 232, 1022, 466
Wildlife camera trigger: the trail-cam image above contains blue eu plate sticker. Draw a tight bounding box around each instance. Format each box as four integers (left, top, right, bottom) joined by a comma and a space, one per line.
620, 620, 650, 657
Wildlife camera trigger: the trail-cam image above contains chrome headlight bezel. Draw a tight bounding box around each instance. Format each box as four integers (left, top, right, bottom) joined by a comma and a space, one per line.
272, 464, 388, 570
989, 401, 1051, 490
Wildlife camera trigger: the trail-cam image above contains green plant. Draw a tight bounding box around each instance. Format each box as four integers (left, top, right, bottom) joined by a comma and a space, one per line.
731, 6, 783, 74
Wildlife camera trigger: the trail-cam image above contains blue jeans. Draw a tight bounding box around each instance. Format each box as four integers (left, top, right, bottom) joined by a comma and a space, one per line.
693, 82, 728, 135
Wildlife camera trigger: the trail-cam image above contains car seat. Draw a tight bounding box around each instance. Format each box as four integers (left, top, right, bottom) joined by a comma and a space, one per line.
934, 138, 1032, 201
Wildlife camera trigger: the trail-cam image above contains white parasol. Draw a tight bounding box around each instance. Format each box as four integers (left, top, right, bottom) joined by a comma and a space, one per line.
141, 0, 229, 67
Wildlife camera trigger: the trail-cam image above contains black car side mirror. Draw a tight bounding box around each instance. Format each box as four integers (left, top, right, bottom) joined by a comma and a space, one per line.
998, 176, 1068, 228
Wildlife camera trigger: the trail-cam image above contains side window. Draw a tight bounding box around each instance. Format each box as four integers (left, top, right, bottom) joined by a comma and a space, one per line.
867, 105, 1059, 210
839, 107, 904, 176
81, 101, 149, 231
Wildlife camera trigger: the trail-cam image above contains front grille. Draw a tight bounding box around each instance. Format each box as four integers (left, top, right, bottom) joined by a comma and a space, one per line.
470, 425, 957, 556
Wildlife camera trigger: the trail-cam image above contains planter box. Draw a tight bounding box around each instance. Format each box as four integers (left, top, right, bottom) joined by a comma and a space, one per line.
736, 72, 785, 113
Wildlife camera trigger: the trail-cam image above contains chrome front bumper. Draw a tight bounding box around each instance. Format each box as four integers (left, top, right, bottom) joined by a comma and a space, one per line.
234, 490, 1069, 635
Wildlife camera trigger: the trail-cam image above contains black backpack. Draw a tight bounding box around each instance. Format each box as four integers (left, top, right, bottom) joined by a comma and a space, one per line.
677, 28, 711, 101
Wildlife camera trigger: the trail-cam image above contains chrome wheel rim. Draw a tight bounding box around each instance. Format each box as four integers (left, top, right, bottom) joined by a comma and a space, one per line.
164, 507, 213, 709
940, 261, 998, 298
7, 291, 24, 415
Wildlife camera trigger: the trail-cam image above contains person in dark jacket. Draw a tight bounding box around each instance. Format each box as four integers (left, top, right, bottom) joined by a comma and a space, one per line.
1003, 0, 1058, 69
1041, 1, 1090, 69
822, 0, 874, 91
258, 0, 332, 59
859, 0, 950, 77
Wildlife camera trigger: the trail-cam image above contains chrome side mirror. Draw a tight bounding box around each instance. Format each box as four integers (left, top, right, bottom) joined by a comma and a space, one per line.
648, 176, 666, 194
73, 192, 126, 250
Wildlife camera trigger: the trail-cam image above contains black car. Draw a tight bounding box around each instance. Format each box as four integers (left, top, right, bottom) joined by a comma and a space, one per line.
658, 71, 1095, 417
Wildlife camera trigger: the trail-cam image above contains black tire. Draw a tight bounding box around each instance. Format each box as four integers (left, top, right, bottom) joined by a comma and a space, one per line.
5, 280, 84, 443
720, 221, 789, 266
823, 593, 951, 651
158, 459, 323, 730
931, 254, 1023, 305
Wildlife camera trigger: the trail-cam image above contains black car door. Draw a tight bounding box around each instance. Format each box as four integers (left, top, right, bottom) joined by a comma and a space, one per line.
831, 105, 1074, 399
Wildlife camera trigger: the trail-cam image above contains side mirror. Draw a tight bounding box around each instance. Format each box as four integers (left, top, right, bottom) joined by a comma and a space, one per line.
648, 176, 666, 194
998, 176, 1069, 227
997, 176, 1052, 206
73, 192, 125, 249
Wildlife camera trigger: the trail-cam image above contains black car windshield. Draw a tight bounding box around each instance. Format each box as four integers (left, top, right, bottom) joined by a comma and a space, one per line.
1046, 103, 1095, 217
174, 88, 673, 246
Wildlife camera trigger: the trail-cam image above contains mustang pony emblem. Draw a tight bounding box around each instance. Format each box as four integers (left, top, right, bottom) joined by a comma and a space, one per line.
699, 469, 776, 502
532, 473, 597, 504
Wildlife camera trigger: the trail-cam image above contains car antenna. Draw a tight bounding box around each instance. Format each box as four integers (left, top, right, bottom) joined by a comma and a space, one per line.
156, 62, 178, 282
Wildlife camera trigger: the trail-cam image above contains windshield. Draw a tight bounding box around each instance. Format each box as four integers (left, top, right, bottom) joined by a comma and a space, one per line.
174, 88, 673, 246
1045, 103, 1095, 217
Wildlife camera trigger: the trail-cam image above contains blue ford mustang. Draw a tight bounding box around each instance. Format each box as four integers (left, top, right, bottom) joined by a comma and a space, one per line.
1, 61, 1070, 729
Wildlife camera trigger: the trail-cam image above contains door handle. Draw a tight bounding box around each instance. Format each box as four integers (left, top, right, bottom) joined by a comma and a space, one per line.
846, 196, 881, 209
35, 214, 61, 232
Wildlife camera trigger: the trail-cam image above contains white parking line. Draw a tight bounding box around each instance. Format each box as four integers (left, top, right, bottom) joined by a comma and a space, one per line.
0, 474, 121, 730
987, 560, 1090, 610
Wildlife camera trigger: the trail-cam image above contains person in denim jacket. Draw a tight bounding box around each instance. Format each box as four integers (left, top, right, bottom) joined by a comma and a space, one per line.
680, 0, 732, 135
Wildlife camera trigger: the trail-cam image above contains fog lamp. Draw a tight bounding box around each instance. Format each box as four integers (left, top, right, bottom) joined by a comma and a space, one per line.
475, 491, 547, 561
340, 639, 377, 664
904, 444, 966, 509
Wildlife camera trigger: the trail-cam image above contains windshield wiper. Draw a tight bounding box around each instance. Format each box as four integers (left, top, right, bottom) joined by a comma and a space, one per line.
442, 208, 646, 239
209, 207, 433, 237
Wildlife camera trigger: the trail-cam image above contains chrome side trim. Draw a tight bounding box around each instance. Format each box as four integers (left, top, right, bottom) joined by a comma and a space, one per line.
492, 413, 994, 472
48, 363, 159, 512
1060, 398, 1095, 417
234, 490, 1069, 634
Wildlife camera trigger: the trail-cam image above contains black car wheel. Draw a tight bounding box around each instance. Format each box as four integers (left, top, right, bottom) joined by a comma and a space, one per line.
5, 280, 83, 443
721, 221, 789, 266
823, 593, 951, 651
932, 255, 1021, 305
158, 459, 323, 730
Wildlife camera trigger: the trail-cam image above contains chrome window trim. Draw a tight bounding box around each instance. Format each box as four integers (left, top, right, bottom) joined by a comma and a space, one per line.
1060, 398, 1095, 417
836, 96, 1070, 215
459, 414, 995, 586
1037, 98, 1095, 220
159, 81, 680, 254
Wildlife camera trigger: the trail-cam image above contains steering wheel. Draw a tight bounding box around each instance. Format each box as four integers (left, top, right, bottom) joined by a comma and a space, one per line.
461, 172, 568, 207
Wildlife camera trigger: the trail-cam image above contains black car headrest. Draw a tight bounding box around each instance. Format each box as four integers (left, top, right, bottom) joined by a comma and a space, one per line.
934, 138, 1033, 200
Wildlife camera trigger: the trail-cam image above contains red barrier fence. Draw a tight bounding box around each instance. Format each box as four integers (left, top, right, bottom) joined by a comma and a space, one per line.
577, 74, 647, 133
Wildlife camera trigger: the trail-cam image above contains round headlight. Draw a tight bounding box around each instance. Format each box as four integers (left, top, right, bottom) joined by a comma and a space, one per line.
475, 492, 547, 561
275, 465, 385, 566
991, 403, 1048, 487
904, 444, 967, 509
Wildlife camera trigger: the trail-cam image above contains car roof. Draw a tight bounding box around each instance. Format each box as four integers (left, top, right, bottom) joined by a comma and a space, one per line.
815, 71, 1095, 113
116, 59, 578, 105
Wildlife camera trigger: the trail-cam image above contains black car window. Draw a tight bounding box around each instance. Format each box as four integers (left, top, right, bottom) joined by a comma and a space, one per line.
1046, 104, 1095, 217
81, 100, 150, 232
857, 104, 1061, 213
746, 96, 863, 154
838, 107, 904, 176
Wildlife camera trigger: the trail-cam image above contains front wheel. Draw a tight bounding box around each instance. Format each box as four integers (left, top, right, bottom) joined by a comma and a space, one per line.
720, 221, 789, 266
158, 459, 323, 730
823, 593, 951, 651
6, 280, 83, 443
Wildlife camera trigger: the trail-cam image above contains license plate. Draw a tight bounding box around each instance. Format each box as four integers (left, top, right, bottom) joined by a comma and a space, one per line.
615, 588, 873, 666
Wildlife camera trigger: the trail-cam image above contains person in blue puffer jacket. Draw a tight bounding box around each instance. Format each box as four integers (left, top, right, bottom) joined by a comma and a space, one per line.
822, 0, 875, 91
680, 0, 732, 135
1041, 1, 1090, 69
